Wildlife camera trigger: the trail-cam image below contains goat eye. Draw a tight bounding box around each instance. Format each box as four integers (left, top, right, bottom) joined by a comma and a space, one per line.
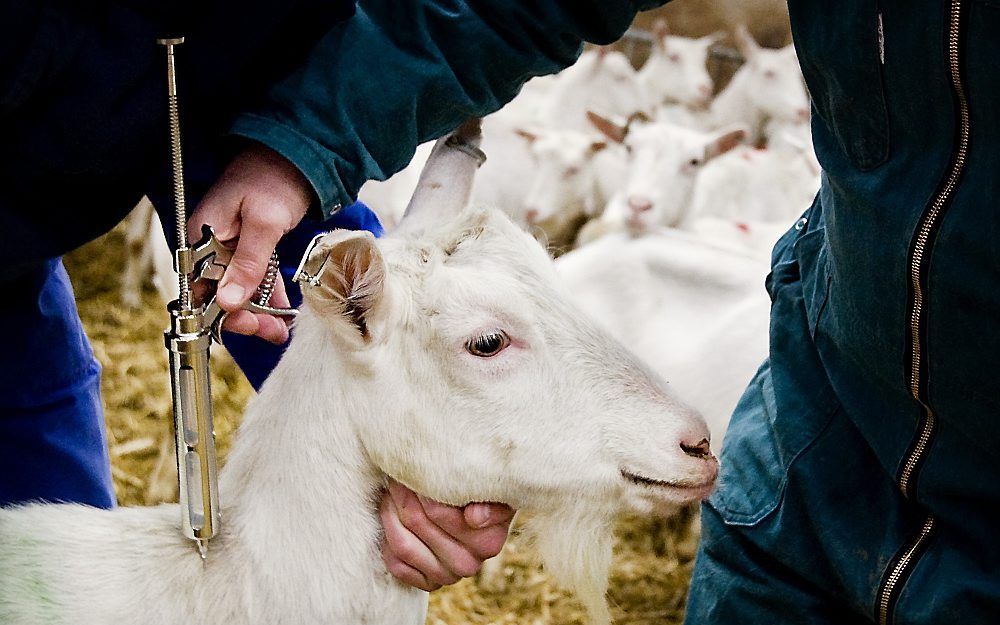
764, 70, 777, 79
668, 53, 681, 63
689, 158, 702, 167
467, 331, 510, 357
565, 166, 581, 177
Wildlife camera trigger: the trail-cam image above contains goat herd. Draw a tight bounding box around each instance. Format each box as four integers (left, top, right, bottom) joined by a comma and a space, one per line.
2, 22, 820, 625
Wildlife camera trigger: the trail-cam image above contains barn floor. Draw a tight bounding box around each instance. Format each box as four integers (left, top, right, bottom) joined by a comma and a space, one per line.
64, 225, 699, 625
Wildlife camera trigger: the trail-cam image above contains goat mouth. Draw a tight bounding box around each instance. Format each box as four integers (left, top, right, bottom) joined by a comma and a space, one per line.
625, 216, 649, 234
620, 468, 715, 497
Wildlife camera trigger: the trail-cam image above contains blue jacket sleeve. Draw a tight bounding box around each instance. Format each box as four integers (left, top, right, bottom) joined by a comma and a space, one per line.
229, 0, 664, 217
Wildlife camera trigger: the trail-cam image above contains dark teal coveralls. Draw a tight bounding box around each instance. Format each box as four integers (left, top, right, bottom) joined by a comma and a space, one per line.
685, 2, 1000, 623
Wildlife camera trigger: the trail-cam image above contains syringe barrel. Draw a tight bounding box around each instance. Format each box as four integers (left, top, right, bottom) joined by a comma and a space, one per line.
165, 304, 220, 543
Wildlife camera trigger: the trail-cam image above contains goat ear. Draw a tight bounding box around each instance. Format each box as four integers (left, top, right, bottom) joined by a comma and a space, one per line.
704, 126, 747, 160
652, 19, 670, 46
587, 111, 628, 144
702, 30, 726, 46
299, 230, 385, 340
627, 110, 653, 125
514, 128, 540, 144
734, 25, 759, 60
589, 140, 608, 154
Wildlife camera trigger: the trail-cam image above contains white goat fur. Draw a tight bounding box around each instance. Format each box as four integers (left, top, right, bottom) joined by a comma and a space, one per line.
537, 47, 648, 132
689, 142, 819, 225
1, 128, 716, 625
557, 228, 772, 445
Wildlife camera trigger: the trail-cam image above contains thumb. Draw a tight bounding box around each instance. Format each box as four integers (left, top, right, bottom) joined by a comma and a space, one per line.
463, 502, 515, 529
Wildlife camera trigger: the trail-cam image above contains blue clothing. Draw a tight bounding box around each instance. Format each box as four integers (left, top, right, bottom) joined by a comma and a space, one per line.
0, 259, 114, 508
686, 1, 1000, 623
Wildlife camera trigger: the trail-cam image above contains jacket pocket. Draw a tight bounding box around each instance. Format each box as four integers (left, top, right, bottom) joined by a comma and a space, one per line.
710, 218, 839, 526
710, 363, 785, 525
787, 0, 890, 171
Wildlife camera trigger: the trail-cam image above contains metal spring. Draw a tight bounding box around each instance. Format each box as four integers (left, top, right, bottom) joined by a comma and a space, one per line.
167, 92, 191, 309
254, 251, 281, 306
161, 41, 192, 310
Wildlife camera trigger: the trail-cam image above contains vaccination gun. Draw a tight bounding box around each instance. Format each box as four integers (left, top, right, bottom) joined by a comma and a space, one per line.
157, 37, 298, 558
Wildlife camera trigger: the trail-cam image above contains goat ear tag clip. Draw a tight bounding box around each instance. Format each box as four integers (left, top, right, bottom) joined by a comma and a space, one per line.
292, 233, 333, 287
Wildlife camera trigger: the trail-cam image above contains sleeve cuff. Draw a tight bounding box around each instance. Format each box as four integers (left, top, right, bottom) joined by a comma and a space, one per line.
229, 113, 349, 218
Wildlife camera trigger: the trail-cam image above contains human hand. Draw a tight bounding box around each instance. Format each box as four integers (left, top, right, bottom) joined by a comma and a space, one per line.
189, 144, 313, 344
379, 479, 515, 591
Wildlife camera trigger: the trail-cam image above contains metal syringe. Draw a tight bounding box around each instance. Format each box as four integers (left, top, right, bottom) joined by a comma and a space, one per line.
158, 37, 220, 559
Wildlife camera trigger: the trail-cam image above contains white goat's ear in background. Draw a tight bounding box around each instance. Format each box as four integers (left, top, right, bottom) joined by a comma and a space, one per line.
298, 230, 385, 342
652, 18, 670, 47
734, 24, 759, 61
514, 128, 540, 144
701, 30, 727, 47
587, 111, 628, 144
704, 126, 748, 160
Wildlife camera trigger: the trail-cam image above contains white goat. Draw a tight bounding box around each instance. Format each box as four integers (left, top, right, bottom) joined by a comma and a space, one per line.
120, 196, 177, 308
0, 123, 717, 625
638, 20, 719, 111
483, 125, 618, 249
578, 111, 745, 244
704, 26, 809, 144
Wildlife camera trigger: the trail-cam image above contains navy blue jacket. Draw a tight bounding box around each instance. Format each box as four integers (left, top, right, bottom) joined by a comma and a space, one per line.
695, 2, 999, 623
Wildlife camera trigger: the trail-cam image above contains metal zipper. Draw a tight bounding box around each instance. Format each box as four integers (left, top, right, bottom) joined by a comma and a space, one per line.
900, 0, 970, 498
876, 2, 970, 624
876, 517, 937, 625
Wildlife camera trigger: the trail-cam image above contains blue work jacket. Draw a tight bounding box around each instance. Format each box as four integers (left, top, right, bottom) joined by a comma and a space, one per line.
703, 2, 999, 624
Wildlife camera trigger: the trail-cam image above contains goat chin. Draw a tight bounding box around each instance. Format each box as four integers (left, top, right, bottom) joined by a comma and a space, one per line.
523, 506, 616, 625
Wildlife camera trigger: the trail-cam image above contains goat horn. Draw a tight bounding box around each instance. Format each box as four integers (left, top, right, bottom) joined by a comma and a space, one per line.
399, 118, 486, 231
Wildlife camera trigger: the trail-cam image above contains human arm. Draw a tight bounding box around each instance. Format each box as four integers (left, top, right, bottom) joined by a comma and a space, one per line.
193, 0, 666, 339
229, 0, 666, 217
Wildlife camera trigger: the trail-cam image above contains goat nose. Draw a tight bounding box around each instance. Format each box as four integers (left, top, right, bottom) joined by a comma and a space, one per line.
698, 84, 712, 98
628, 196, 653, 214
680, 438, 712, 459
524, 208, 539, 224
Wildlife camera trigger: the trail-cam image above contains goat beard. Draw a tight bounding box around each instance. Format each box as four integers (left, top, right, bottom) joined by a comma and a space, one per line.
522, 506, 615, 625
